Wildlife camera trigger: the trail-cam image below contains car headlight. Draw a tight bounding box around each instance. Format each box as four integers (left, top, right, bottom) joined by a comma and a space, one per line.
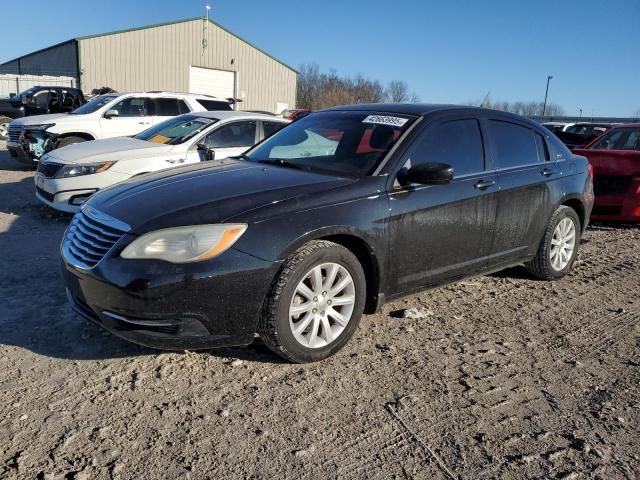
56, 161, 117, 178
121, 224, 248, 263
24, 123, 55, 131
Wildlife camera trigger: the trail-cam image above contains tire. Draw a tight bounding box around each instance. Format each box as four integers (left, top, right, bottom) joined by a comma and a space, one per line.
56, 136, 87, 148
258, 240, 366, 363
0, 116, 12, 140
525, 206, 581, 280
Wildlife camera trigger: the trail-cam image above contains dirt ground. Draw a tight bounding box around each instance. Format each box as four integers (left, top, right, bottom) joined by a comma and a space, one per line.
0, 139, 638, 480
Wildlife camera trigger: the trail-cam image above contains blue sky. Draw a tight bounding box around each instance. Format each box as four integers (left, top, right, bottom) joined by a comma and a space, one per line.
2, 0, 638, 116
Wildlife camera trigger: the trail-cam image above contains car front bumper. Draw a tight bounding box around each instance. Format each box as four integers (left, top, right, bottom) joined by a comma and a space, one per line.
34, 170, 131, 213
62, 244, 281, 350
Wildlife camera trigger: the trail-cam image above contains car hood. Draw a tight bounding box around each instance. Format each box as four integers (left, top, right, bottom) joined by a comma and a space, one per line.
46, 137, 175, 164
85, 159, 356, 233
11, 113, 69, 126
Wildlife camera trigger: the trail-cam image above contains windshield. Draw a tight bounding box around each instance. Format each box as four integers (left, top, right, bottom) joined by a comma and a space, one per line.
590, 127, 640, 151
13, 87, 39, 100
70, 94, 119, 115
244, 111, 415, 177
135, 115, 218, 145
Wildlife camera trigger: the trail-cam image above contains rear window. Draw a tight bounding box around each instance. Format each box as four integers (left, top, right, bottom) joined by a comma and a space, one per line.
196, 99, 233, 111
488, 120, 539, 168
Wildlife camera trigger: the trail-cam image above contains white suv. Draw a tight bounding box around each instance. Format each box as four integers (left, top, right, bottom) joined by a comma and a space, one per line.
34, 111, 289, 212
7, 92, 233, 163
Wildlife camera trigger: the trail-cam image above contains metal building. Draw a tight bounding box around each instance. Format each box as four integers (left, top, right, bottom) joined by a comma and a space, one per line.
0, 17, 297, 113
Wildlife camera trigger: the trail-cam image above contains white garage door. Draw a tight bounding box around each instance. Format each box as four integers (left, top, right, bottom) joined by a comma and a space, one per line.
189, 66, 235, 99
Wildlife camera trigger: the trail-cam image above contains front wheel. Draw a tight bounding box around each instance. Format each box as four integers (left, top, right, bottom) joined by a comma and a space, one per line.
525, 206, 581, 280
258, 240, 366, 363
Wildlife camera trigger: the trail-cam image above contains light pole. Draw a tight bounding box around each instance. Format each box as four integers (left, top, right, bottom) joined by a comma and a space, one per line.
579, 108, 582, 119
542, 75, 553, 116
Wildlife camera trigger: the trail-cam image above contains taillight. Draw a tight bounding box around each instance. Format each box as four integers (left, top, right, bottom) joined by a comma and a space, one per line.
587, 163, 594, 178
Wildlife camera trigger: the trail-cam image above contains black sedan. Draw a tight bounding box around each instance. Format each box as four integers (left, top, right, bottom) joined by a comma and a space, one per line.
61, 104, 594, 362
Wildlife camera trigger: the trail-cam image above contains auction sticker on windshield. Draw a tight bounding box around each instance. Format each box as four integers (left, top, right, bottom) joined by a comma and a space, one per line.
362, 115, 408, 127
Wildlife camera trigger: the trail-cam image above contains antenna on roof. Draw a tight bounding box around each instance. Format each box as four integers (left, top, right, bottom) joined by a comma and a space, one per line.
202, 3, 211, 54
480, 90, 491, 108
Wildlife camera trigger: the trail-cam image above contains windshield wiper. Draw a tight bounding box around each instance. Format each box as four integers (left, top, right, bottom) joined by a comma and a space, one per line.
257, 159, 307, 171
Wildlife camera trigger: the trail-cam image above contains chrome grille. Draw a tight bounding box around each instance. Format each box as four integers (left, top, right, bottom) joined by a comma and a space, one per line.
37, 161, 63, 178
8, 125, 22, 143
63, 208, 129, 269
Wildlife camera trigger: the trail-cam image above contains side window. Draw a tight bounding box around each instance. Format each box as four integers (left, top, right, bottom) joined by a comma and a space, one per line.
263, 121, 286, 138
206, 121, 257, 148
406, 119, 485, 177
488, 120, 539, 168
153, 98, 181, 116
548, 134, 572, 160
32, 89, 51, 108
178, 100, 191, 114
534, 132, 550, 161
111, 97, 150, 117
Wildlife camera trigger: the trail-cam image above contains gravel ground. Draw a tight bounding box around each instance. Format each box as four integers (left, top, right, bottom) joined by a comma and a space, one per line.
0, 140, 638, 480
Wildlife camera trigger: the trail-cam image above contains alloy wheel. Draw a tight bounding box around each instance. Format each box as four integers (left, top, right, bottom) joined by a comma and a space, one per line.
289, 262, 356, 349
550, 217, 576, 271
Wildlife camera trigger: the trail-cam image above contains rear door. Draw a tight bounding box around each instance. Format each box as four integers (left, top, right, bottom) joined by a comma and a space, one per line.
261, 120, 287, 141
151, 98, 190, 126
387, 116, 498, 294
484, 119, 558, 267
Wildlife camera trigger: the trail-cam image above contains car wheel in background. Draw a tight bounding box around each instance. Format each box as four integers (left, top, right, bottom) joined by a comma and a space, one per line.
56, 136, 87, 148
526, 206, 581, 280
0, 117, 12, 140
258, 240, 366, 363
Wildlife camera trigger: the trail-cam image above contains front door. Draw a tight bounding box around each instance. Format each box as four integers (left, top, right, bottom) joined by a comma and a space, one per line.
100, 96, 153, 138
387, 117, 498, 294
201, 120, 258, 160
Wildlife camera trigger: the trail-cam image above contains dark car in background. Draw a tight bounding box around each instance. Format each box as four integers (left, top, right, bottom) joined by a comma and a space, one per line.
0, 86, 85, 141
555, 122, 617, 149
61, 105, 593, 362
573, 123, 640, 221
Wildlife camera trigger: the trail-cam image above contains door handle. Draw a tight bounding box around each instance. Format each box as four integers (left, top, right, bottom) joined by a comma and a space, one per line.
473, 179, 496, 190
541, 168, 555, 177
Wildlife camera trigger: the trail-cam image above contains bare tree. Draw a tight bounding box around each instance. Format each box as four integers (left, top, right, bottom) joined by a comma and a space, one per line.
296, 64, 417, 109
386, 80, 410, 103
469, 96, 565, 116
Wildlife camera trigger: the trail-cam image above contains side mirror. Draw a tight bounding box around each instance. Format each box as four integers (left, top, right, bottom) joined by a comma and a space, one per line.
104, 109, 119, 119
401, 162, 454, 186
197, 143, 215, 161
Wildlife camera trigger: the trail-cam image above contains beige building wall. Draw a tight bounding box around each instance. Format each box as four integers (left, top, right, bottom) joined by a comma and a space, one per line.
77, 19, 297, 112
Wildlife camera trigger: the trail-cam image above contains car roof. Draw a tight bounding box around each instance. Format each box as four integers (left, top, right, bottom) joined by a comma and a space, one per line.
321, 103, 542, 125
115, 91, 230, 101
186, 111, 287, 121
609, 122, 640, 129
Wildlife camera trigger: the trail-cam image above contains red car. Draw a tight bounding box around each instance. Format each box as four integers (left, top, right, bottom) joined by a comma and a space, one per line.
573, 124, 640, 221
280, 108, 312, 121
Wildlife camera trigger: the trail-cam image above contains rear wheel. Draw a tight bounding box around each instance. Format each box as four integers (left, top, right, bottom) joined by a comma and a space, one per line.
525, 206, 581, 280
258, 240, 366, 363
0, 116, 12, 140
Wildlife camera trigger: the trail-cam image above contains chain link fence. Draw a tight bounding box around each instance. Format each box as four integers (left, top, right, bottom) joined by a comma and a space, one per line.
0, 74, 78, 98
